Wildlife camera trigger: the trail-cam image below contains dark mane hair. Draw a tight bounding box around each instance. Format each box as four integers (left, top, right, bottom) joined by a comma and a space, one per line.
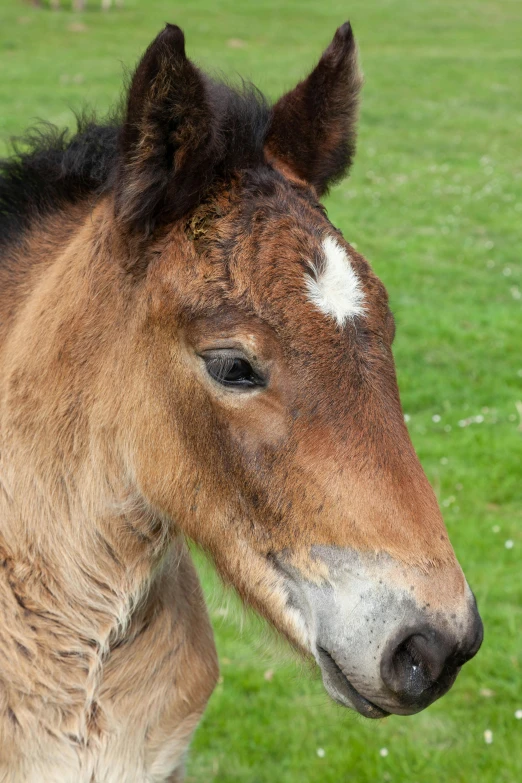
0, 115, 120, 249
0, 78, 271, 248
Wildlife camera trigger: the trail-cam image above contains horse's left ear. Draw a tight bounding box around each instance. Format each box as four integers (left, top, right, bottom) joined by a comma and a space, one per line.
114, 24, 218, 237
265, 22, 363, 196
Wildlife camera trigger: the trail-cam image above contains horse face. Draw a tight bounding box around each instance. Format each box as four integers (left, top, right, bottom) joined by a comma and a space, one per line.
137, 174, 481, 717
118, 23, 482, 718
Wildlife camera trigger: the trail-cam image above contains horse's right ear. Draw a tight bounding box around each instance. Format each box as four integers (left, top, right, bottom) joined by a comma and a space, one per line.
265, 23, 363, 196
114, 25, 217, 237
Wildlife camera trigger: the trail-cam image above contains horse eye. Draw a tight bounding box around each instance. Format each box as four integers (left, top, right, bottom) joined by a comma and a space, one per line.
202, 353, 266, 390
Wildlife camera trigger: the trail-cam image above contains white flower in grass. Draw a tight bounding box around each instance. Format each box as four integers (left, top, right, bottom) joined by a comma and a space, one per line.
505, 540, 514, 549
432, 414, 441, 423
515, 710, 522, 720
316, 748, 325, 758
484, 729, 493, 744
379, 748, 389, 758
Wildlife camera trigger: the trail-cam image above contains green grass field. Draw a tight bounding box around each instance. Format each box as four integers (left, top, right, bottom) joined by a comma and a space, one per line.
1, 1, 521, 780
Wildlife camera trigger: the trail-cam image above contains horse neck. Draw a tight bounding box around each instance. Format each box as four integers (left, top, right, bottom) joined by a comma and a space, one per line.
0, 203, 89, 349
0, 200, 171, 647
0, 478, 171, 647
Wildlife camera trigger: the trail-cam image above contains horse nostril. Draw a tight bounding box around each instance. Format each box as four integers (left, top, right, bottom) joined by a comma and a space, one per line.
381, 606, 483, 707
381, 630, 452, 702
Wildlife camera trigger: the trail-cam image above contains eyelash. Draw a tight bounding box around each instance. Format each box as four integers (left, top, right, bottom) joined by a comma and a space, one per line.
202, 353, 266, 389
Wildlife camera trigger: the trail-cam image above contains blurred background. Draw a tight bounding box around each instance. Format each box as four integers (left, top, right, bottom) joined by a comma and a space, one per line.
1, 1, 521, 781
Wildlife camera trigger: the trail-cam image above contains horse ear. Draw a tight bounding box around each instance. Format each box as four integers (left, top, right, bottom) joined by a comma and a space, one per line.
265, 22, 363, 196
114, 24, 218, 235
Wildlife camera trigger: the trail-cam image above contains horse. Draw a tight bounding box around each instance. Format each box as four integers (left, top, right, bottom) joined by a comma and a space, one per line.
0, 22, 482, 783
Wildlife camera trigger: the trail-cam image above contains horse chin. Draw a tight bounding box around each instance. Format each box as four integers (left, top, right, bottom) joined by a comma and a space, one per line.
316, 646, 389, 719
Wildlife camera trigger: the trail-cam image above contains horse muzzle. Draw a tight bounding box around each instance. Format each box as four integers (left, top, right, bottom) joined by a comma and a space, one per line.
275, 547, 483, 718
315, 598, 483, 717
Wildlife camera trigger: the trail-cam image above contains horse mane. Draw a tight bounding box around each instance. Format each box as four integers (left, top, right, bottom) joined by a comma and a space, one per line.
0, 114, 120, 249
0, 79, 271, 250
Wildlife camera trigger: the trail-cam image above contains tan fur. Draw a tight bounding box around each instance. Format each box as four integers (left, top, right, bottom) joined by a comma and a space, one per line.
0, 205, 219, 780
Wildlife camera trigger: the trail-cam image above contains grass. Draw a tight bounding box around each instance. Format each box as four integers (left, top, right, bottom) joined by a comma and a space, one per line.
1, 1, 521, 781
